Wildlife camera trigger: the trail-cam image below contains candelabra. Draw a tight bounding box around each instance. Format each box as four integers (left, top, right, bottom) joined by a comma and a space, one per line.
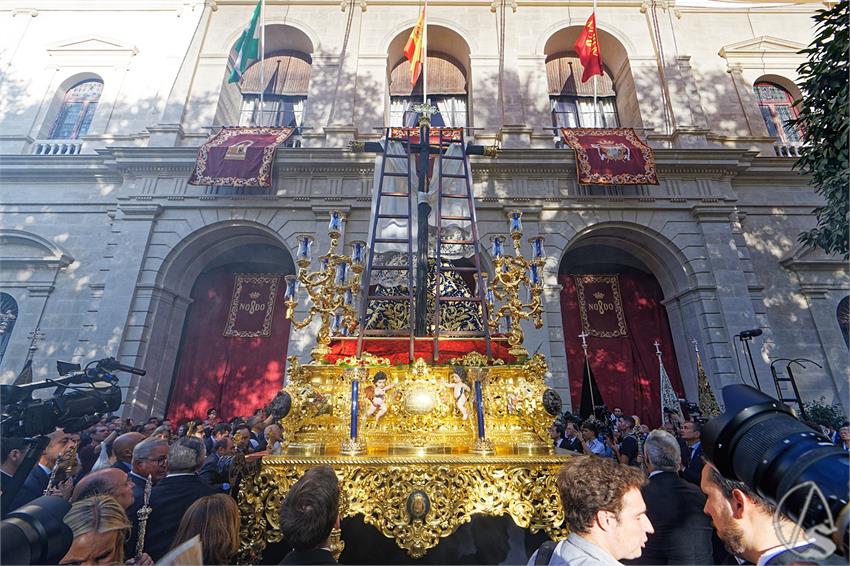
284, 210, 366, 362
485, 211, 546, 359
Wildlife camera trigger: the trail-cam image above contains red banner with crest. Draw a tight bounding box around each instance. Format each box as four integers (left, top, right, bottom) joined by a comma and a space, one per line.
188, 127, 293, 188
389, 127, 463, 146
223, 273, 281, 337
575, 274, 628, 338
560, 128, 659, 185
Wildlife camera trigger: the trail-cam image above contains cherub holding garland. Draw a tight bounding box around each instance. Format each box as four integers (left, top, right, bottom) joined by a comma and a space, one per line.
365, 371, 396, 423
441, 366, 472, 420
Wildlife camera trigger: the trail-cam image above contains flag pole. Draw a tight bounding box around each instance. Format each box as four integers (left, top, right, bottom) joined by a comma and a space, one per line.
592, 0, 598, 128
422, 0, 428, 105
654, 340, 663, 426
259, 0, 266, 126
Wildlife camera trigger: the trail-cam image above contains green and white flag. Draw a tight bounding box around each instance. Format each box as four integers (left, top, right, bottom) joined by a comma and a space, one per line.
228, 1, 262, 84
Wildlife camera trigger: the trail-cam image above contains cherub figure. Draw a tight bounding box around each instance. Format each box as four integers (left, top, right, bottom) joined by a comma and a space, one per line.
365, 371, 396, 423
442, 366, 472, 420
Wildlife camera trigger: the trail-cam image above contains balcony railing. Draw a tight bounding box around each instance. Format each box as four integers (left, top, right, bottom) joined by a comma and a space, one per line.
32, 140, 83, 155
773, 141, 803, 157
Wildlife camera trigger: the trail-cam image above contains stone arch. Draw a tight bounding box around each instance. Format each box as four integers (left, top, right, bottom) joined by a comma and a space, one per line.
127, 221, 296, 418
215, 23, 316, 127
560, 222, 694, 300
0, 229, 75, 266
541, 24, 642, 128
380, 19, 478, 59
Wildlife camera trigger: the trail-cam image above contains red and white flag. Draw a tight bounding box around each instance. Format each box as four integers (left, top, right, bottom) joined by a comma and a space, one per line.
574, 12, 604, 83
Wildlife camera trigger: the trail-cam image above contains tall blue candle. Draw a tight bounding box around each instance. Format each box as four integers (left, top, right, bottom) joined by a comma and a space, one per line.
350, 379, 359, 439
474, 380, 485, 439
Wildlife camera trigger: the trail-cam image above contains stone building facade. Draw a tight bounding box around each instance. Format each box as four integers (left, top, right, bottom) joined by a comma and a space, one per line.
0, 0, 846, 419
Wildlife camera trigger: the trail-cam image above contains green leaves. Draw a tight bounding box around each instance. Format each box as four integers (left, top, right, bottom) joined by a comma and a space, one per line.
793, 0, 849, 258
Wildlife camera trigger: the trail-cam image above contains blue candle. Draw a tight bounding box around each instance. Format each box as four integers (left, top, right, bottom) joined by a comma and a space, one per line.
530, 236, 545, 260
296, 235, 313, 264
509, 211, 523, 235
491, 236, 504, 259
351, 241, 366, 266
350, 379, 359, 439
530, 263, 541, 286
284, 275, 298, 301
474, 380, 485, 439
329, 210, 343, 234
335, 262, 348, 284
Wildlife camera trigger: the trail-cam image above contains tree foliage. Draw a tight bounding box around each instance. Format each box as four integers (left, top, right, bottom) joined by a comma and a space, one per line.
793, 0, 849, 258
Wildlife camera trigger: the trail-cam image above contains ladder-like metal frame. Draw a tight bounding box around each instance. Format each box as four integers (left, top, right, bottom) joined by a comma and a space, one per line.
356, 127, 493, 364
432, 128, 493, 362
356, 128, 416, 363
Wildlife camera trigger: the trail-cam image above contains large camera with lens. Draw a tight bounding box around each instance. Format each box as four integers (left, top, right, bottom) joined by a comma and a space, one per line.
704, 385, 849, 556
1, 357, 138, 438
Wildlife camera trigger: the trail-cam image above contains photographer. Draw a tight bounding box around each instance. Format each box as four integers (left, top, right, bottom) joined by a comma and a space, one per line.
700, 459, 845, 565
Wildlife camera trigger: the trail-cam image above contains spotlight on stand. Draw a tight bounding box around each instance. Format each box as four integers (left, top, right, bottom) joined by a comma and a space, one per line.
703, 384, 849, 555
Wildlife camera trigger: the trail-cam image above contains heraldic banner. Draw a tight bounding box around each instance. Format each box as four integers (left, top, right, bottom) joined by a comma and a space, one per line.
560, 128, 659, 185
574, 274, 628, 338
188, 126, 293, 188
223, 273, 281, 337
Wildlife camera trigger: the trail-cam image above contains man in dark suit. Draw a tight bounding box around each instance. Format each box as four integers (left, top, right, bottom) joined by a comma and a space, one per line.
1, 437, 29, 516
125, 438, 169, 558
279, 465, 340, 565
681, 420, 704, 485
111, 432, 145, 474
8, 428, 76, 511
143, 437, 216, 561
625, 430, 712, 565
199, 437, 235, 492
700, 459, 845, 565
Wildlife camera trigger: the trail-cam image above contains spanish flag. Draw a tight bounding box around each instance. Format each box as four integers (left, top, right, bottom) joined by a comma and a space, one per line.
574, 12, 604, 83
404, 7, 426, 85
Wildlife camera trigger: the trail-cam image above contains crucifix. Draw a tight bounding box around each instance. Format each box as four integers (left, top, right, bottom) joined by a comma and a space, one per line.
578, 330, 589, 357
26, 328, 44, 363
691, 337, 700, 354
653, 339, 662, 358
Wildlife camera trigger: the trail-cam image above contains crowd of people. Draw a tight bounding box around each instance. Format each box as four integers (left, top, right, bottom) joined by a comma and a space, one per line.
1, 403, 847, 565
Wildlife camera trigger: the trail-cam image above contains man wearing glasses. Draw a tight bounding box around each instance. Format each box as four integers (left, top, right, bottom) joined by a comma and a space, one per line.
125, 438, 169, 558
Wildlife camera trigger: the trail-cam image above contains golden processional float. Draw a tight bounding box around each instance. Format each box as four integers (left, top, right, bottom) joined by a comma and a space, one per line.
236, 108, 569, 562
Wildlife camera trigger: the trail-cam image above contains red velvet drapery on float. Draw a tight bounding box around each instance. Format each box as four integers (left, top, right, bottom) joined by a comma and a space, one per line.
167, 266, 291, 422
560, 272, 683, 428
326, 338, 517, 365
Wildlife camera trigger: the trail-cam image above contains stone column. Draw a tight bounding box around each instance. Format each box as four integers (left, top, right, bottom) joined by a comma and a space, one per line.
727, 63, 769, 138
692, 205, 772, 388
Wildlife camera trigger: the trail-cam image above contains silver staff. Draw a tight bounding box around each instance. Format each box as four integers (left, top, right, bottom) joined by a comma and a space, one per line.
135, 474, 153, 559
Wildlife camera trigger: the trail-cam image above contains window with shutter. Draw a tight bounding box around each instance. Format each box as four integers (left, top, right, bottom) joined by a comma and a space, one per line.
388, 53, 468, 127
546, 52, 618, 136
49, 79, 103, 139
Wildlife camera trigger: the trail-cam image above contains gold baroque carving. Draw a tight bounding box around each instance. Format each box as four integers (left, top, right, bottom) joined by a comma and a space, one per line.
236, 455, 568, 562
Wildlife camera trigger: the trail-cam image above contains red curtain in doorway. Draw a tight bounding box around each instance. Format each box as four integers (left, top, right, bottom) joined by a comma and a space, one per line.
167, 266, 291, 423
559, 272, 684, 428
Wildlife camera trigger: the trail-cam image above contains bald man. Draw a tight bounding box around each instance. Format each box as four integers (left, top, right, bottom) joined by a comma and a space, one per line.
111, 432, 145, 474
71, 468, 135, 509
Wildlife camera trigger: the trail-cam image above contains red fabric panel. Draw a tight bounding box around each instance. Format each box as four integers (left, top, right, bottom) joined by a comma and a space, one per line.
167, 266, 291, 422
326, 338, 516, 365
560, 272, 683, 428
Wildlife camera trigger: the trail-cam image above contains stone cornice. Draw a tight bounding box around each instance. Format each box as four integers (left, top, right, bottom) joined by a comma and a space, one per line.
0, 146, 802, 185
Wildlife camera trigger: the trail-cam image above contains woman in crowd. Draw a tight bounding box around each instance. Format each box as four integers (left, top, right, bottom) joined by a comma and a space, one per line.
170, 493, 241, 565
61, 494, 152, 565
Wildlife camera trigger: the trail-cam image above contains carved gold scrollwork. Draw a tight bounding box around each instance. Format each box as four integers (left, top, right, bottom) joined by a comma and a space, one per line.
236, 455, 568, 562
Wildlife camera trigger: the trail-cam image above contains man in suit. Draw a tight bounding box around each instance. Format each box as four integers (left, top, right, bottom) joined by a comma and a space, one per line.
70, 467, 135, 508
125, 438, 169, 558
199, 437, 235, 491
8, 428, 77, 511
1, 437, 29, 516
111, 432, 145, 474
279, 465, 341, 565
625, 430, 712, 565
204, 423, 231, 455
700, 459, 845, 565
680, 420, 704, 485
143, 436, 216, 561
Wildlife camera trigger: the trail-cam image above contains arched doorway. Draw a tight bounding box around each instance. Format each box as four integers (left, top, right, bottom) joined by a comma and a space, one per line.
166, 243, 293, 422
559, 243, 684, 427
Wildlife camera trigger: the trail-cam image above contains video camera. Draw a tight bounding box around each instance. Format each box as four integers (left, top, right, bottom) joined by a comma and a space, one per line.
1, 357, 141, 438
704, 384, 849, 556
